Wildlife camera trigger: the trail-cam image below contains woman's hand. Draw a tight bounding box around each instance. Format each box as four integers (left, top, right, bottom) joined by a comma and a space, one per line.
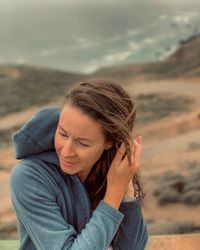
103, 136, 142, 209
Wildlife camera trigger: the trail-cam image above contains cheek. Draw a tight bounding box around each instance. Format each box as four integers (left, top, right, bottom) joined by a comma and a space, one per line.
54, 133, 62, 153
83, 146, 104, 164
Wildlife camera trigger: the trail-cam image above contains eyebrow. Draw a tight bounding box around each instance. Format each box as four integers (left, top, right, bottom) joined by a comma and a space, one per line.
58, 125, 94, 143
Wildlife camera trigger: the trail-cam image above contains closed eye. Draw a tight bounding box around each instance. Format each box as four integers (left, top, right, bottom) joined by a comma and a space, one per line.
77, 141, 90, 147
59, 131, 90, 146
59, 131, 68, 137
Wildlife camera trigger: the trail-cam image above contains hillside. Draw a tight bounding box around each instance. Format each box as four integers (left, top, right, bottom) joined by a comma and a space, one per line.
1, 34, 200, 118
0, 64, 84, 117
92, 34, 200, 80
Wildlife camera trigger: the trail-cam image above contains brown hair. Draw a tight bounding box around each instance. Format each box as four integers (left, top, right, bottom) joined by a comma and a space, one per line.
65, 79, 143, 209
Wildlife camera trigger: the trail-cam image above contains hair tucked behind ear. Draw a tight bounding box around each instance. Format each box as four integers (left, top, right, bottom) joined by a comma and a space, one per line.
65, 79, 144, 209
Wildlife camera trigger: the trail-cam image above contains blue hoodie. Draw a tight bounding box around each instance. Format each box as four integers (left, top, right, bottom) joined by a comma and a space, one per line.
10, 107, 148, 250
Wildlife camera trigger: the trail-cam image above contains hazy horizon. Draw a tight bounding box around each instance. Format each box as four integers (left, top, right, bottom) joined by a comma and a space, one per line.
1, 0, 200, 73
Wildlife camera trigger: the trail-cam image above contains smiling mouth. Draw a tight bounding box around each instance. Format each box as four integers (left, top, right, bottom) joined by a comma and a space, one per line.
61, 158, 78, 166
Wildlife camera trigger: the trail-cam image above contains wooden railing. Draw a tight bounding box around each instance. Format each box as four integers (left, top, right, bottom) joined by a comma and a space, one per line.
147, 234, 200, 250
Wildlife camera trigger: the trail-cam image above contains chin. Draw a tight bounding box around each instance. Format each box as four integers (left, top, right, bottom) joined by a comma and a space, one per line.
60, 166, 77, 175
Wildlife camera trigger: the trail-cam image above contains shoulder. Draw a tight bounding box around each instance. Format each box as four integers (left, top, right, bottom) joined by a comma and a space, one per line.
10, 158, 64, 198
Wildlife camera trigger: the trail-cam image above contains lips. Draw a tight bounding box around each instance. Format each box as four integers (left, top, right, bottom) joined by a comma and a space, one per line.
60, 158, 78, 167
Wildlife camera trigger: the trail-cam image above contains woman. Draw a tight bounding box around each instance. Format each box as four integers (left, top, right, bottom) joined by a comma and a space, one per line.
11, 80, 148, 250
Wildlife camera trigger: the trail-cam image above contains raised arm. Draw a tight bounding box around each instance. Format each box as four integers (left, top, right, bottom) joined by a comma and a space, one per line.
10, 161, 124, 250
103, 137, 148, 249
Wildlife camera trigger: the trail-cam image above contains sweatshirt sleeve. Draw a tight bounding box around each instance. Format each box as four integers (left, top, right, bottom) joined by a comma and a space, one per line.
111, 199, 149, 250
10, 163, 124, 250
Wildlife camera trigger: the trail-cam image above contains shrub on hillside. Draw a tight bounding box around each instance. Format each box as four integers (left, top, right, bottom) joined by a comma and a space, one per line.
154, 167, 200, 206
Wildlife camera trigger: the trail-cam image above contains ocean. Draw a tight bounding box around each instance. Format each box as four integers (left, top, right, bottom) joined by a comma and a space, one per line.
0, 0, 200, 73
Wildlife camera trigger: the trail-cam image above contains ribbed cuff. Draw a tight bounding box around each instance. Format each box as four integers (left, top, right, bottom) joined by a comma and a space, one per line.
98, 200, 124, 223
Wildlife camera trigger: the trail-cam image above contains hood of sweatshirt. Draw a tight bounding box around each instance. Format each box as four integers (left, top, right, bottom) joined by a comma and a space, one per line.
13, 107, 61, 165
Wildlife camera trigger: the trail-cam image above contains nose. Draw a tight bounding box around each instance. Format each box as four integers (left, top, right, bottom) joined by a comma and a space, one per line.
61, 139, 76, 158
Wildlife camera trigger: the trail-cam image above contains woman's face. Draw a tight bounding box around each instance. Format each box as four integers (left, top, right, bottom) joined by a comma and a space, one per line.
54, 104, 111, 182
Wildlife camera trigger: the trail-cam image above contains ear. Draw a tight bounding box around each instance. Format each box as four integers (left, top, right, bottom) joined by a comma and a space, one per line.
104, 141, 113, 150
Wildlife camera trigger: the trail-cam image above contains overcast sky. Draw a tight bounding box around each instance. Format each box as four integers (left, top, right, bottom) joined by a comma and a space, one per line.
1, 0, 199, 38
0, 0, 199, 4
0, 0, 200, 72
1, 0, 200, 9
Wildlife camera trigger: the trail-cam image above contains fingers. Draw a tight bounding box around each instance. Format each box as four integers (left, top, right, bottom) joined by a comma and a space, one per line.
132, 136, 142, 169
112, 143, 126, 166
111, 136, 143, 171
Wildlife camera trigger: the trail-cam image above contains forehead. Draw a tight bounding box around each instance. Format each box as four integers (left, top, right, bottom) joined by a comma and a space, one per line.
59, 104, 105, 140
